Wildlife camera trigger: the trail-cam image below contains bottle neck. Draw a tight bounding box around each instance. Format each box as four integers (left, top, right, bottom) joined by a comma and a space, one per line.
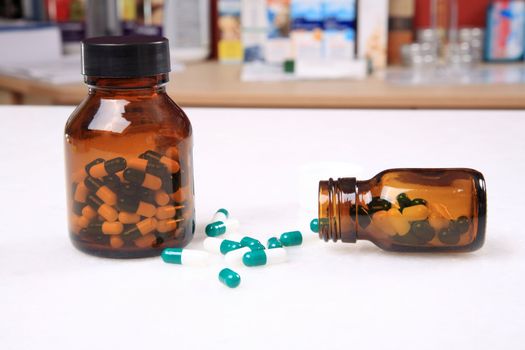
85, 73, 169, 96
318, 177, 371, 243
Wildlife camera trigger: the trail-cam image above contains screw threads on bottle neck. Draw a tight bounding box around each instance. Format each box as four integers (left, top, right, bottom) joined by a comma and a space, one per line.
85, 73, 169, 91
318, 178, 357, 243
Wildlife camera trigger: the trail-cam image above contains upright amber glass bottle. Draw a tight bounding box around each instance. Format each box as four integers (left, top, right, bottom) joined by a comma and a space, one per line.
318, 168, 486, 252
64, 36, 195, 258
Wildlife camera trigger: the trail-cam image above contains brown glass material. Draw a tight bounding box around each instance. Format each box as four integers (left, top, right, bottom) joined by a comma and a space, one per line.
64, 73, 195, 258
318, 168, 486, 252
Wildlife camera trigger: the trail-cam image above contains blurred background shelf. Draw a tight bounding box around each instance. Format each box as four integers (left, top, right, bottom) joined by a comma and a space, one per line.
0, 61, 523, 109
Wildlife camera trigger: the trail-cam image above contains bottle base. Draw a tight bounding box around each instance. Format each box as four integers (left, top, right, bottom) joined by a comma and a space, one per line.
70, 235, 191, 259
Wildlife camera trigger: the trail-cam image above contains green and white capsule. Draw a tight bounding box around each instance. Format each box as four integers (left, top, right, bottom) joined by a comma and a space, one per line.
267, 237, 282, 249
203, 237, 242, 255
279, 231, 303, 246
224, 246, 251, 266
161, 248, 211, 267
240, 236, 265, 251
205, 219, 240, 237
243, 248, 287, 267
218, 268, 241, 288
211, 208, 229, 222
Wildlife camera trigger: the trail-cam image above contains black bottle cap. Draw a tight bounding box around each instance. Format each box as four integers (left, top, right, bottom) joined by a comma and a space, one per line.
81, 35, 171, 78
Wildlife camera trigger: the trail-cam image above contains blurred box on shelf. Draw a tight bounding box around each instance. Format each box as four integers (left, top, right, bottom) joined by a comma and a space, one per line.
264, 0, 292, 63
0, 21, 62, 65
218, 0, 243, 62
240, 0, 365, 81
0, 20, 80, 84
290, 0, 323, 61
358, 0, 389, 72
323, 0, 356, 61
241, 0, 267, 62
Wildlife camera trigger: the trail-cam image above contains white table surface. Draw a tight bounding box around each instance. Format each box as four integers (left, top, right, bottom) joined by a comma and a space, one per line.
1, 106, 524, 350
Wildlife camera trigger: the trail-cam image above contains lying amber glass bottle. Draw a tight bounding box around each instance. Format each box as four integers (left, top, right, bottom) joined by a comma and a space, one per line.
64, 36, 195, 258
318, 168, 486, 252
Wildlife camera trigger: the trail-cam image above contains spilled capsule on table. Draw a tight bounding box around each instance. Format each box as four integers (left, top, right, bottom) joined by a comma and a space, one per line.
205, 219, 240, 237
161, 248, 211, 267
279, 231, 303, 247
203, 237, 243, 255
239, 236, 265, 251
243, 248, 287, 267
218, 268, 241, 289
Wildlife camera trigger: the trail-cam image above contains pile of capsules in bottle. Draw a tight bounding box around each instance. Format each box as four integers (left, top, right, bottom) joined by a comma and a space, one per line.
68, 148, 193, 255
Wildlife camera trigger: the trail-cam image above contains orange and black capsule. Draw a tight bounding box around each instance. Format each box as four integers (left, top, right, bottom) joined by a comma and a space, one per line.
123, 217, 158, 238
80, 222, 124, 235
140, 150, 180, 173
117, 196, 157, 218
86, 194, 118, 222
84, 176, 118, 206
127, 158, 168, 177
86, 157, 127, 178
120, 182, 159, 203
123, 168, 162, 191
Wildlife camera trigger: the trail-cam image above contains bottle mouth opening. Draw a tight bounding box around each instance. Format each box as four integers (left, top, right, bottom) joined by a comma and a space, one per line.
318, 179, 340, 242
318, 178, 357, 243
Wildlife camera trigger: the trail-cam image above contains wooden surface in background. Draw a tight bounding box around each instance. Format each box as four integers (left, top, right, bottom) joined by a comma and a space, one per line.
0, 61, 524, 109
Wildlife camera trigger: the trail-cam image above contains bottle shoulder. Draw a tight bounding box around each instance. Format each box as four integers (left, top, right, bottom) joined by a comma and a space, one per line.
65, 93, 191, 140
